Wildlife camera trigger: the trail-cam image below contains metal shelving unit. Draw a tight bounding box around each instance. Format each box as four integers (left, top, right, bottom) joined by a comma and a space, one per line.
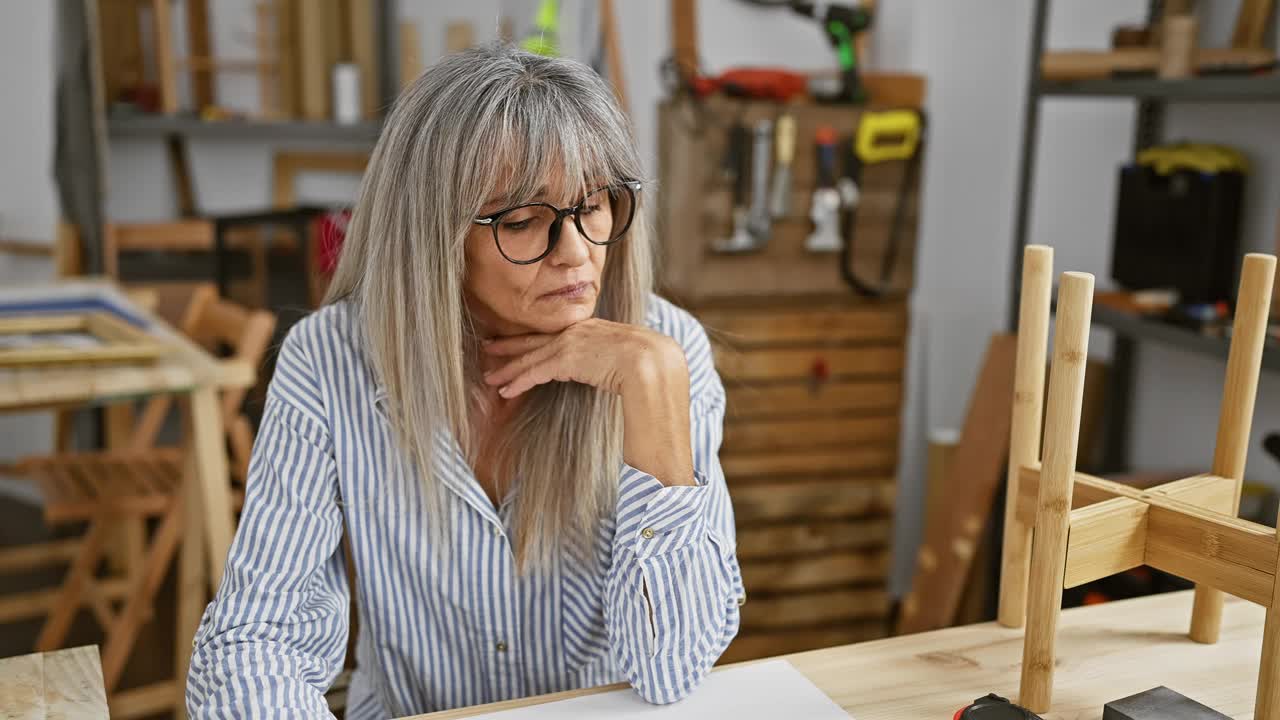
1007, 0, 1280, 471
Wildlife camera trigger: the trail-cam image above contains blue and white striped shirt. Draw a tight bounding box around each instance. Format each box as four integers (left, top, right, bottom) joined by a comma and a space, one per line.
186, 295, 744, 718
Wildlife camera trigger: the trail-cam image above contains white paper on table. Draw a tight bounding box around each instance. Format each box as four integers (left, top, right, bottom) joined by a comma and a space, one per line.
465, 659, 852, 719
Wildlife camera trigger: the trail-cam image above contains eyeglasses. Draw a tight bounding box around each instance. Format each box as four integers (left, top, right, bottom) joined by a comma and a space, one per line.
473, 180, 641, 265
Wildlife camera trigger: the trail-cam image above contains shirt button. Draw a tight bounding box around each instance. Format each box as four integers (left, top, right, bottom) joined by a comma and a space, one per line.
641, 527, 656, 539
494, 641, 508, 653
737, 595, 747, 607
492, 525, 501, 537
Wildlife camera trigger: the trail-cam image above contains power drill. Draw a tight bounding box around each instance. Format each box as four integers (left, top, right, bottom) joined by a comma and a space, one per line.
790, 2, 873, 103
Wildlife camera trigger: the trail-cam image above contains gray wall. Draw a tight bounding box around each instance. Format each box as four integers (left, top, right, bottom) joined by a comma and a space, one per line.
2, 0, 1278, 596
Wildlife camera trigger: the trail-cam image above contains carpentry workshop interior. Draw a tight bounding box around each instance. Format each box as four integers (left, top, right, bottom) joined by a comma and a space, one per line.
2, 0, 1280, 718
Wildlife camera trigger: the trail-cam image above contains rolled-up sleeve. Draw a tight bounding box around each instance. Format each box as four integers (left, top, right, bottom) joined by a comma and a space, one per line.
186, 328, 350, 718
604, 321, 744, 704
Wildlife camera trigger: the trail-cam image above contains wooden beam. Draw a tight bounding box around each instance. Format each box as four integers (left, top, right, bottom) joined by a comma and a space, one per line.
1145, 494, 1278, 607
1232, 0, 1275, 48
1016, 467, 1237, 528
1063, 497, 1148, 588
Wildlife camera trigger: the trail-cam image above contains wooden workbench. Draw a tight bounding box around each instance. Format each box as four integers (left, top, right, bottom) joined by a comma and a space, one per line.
413, 590, 1265, 719
0, 646, 108, 719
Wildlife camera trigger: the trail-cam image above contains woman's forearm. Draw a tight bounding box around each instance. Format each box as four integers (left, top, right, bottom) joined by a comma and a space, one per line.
620, 348, 695, 486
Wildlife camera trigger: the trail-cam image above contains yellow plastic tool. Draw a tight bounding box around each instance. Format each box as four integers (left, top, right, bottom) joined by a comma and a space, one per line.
1136, 143, 1249, 174
855, 109, 922, 164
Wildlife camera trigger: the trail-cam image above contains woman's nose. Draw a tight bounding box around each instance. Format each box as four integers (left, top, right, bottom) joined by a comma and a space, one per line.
547, 215, 590, 267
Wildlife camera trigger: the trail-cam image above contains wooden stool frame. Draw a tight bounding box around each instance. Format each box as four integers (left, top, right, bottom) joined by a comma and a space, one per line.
995, 245, 1280, 716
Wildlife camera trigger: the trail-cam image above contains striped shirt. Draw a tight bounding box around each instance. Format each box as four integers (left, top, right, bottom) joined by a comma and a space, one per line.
186, 295, 744, 718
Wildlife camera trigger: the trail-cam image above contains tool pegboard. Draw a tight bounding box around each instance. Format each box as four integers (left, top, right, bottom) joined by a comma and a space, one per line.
657, 79, 925, 303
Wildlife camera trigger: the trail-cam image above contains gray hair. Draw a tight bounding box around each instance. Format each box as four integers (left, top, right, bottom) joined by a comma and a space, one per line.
325, 43, 654, 569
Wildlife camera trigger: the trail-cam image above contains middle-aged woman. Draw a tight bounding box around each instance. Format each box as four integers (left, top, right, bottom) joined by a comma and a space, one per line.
186, 43, 744, 718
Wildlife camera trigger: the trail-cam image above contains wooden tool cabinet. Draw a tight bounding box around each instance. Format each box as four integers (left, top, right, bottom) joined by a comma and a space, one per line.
657, 75, 925, 662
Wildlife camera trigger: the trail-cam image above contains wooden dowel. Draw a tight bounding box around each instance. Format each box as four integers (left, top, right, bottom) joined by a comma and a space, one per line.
998, 245, 1053, 628
1191, 253, 1276, 644
1019, 271, 1094, 714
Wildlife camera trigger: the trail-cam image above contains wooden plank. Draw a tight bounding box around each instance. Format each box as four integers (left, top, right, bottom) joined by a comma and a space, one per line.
714, 345, 903, 382
722, 415, 899, 452
1232, 0, 1275, 48
730, 478, 895, 523
400, 21, 422, 90
189, 385, 233, 587
0, 538, 80, 573
720, 621, 887, 664
898, 334, 1017, 634
0, 647, 108, 719
1015, 468, 1235, 528
348, 0, 378, 118
1042, 47, 1277, 82
700, 303, 906, 346
1063, 497, 1149, 588
725, 380, 901, 419
740, 587, 891, 630
152, 0, 179, 113
741, 550, 891, 593
110, 220, 213, 252
722, 445, 898, 478
186, 0, 214, 109
297, 0, 328, 120
736, 518, 892, 560
670, 0, 697, 78
445, 21, 474, 54
276, 0, 299, 117
1145, 494, 1278, 607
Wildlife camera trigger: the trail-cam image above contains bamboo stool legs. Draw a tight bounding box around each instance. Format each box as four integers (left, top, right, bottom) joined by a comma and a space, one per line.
1018, 271, 1095, 712
995, 252, 1279, 716
997, 245, 1054, 628
1190, 254, 1275, 644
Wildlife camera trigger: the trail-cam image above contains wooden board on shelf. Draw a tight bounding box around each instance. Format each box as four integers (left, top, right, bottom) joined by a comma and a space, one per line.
1041, 47, 1277, 82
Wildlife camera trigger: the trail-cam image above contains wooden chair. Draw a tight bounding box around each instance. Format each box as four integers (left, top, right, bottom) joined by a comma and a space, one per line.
0, 286, 275, 713
996, 246, 1280, 716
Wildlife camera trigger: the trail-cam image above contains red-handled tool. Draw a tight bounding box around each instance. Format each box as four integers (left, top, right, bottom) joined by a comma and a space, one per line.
953, 693, 1043, 719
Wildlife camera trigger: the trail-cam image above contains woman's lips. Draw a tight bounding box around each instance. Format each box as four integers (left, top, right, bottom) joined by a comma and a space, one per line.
542, 281, 593, 299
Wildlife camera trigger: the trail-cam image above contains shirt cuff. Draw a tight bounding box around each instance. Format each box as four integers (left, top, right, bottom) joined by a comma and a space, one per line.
616, 464, 711, 559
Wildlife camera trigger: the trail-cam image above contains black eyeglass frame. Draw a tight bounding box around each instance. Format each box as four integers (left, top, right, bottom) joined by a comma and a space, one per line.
472, 180, 643, 265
